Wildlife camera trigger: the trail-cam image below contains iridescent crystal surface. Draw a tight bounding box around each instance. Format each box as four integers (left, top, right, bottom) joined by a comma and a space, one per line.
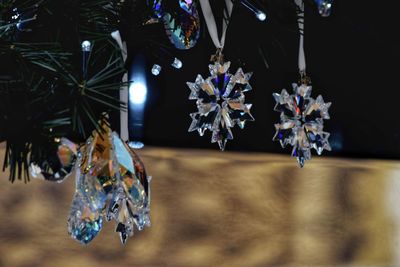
68, 191, 103, 244
37, 138, 77, 182
315, 0, 333, 17
187, 60, 254, 150
162, 0, 200, 49
273, 83, 331, 167
107, 133, 150, 244
66, 120, 151, 244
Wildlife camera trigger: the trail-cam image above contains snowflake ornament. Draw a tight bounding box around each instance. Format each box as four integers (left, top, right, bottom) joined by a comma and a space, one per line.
187, 60, 255, 150
273, 82, 332, 167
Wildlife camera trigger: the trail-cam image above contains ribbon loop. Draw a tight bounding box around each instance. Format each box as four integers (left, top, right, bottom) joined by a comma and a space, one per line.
199, 0, 234, 51
294, 0, 306, 73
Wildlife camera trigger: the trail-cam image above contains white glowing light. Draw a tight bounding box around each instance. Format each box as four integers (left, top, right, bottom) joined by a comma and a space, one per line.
256, 11, 267, 21
128, 141, 145, 149
81, 40, 92, 52
129, 82, 147, 104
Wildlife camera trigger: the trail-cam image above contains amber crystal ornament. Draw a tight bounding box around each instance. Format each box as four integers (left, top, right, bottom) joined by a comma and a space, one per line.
66, 119, 151, 244
32, 117, 151, 245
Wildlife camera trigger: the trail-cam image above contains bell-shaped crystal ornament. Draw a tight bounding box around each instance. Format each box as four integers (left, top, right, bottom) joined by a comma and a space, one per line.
45, 115, 151, 245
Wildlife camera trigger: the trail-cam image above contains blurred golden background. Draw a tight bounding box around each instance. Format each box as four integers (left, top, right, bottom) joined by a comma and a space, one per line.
1, 144, 400, 267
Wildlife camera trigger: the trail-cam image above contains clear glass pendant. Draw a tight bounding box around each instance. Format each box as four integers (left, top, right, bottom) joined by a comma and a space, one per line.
42, 117, 152, 245
187, 50, 255, 150
162, 0, 201, 49
68, 191, 103, 244
272, 77, 332, 167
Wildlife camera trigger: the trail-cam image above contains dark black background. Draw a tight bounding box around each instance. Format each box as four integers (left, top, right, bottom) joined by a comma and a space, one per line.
126, 0, 400, 159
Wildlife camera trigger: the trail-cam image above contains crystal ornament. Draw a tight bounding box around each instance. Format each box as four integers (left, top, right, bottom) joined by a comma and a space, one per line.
44, 117, 152, 245
107, 133, 151, 244
68, 191, 103, 244
187, 54, 255, 150
29, 163, 43, 179
67, 134, 109, 244
162, 0, 200, 49
171, 57, 183, 69
272, 82, 331, 167
152, 0, 163, 18
314, 0, 333, 17
151, 64, 161, 76
33, 138, 78, 182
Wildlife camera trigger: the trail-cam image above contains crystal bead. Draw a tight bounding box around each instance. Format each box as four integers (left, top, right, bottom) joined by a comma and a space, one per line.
171, 58, 183, 69
151, 64, 161, 76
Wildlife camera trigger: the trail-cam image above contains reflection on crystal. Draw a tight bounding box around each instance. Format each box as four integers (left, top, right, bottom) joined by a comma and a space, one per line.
113, 136, 135, 174
128, 141, 145, 149
29, 163, 43, 179
100, 133, 151, 244
314, 0, 333, 17
152, 0, 163, 18
273, 82, 331, 167
187, 57, 254, 150
68, 192, 103, 244
179, 0, 193, 12
64, 119, 151, 244
57, 138, 77, 167
162, 0, 200, 49
36, 138, 77, 183
79, 173, 107, 211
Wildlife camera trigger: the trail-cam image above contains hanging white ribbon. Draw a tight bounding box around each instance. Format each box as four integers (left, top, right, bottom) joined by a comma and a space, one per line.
111, 30, 129, 142
294, 0, 306, 73
199, 0, 234, 50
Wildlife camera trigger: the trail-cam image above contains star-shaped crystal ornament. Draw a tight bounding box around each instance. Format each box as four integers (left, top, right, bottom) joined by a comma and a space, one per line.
187, 60, 254, 150
272, 82, 332, 167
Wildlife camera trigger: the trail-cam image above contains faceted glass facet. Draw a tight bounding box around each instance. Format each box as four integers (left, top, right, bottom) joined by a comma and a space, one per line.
273, 83, 331, 167
68, 191, 103, 244
161, 0, 200, 49
187, 59, 254, 150
66, 121, 150, 245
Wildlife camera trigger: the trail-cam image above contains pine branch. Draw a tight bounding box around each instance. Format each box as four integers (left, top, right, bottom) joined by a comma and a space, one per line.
1, 0, 126, 182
